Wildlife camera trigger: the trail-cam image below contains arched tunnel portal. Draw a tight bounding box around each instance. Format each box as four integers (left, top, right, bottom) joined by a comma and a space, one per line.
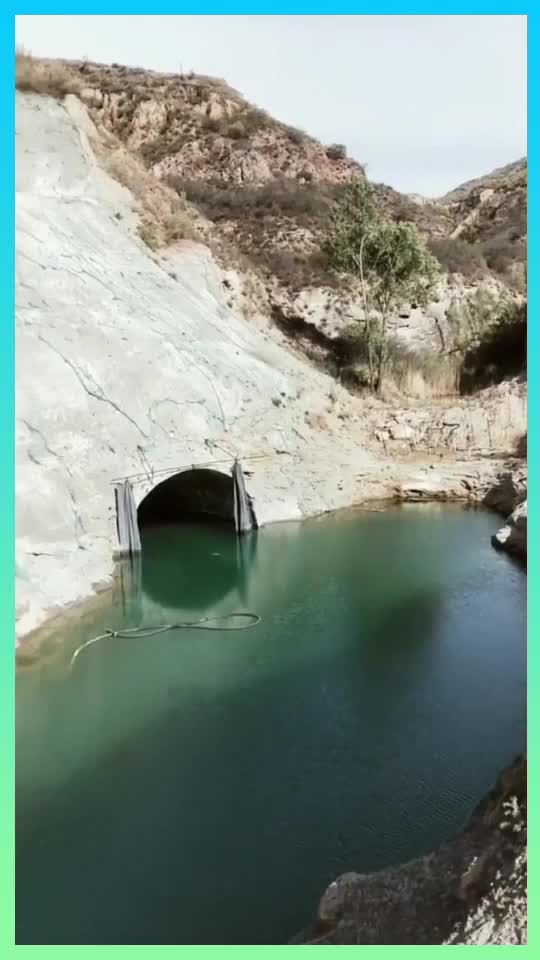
131, 467, 257, 611
137, 468, 235, 529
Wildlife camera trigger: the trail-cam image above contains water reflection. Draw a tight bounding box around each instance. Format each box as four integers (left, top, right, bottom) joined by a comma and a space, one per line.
236, 531, 258, 605
116, 553, 142, 621
139, 523, 258, 613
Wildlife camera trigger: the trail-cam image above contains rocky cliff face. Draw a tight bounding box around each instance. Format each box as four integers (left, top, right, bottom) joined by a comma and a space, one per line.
441, 160, 527, 274
14, 87, 526, 643
492, 500, 527, 559
16, 55, 527, 398
14, 56, 527, 946
294, 754, 526, 945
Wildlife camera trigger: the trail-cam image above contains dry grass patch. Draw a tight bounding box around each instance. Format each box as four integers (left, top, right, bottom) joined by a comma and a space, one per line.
429, 236, 488, 278
15, 50, 82, 98
168, 175, 345, 288
103, 144, 202, 249
16, 54, 204, 252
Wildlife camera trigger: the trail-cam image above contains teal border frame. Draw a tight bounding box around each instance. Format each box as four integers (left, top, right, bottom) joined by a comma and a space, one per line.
2, 8, 530, 955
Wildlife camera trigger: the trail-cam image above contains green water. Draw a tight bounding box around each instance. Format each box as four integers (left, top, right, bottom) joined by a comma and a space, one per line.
16, 505, 526, 945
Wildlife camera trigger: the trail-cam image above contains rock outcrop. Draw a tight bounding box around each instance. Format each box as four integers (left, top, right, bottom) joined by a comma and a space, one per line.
294, 755, 526, 945
440, 159, 527, 294
492, 500, 527, 559
15, 55, 527, 398
14, 88, 528, 643
483, 466, 527, 516
15, 57, 527, 949
482, 464, 527, 559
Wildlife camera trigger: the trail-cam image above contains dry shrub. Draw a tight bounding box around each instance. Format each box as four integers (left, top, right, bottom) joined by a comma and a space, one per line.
460, 200, 526, 281
15, 51, 199, 250
162, 210, 199, 244
106, 147, 155, 200
384, 340, 459, 398
480, 234, 527, 276
459, 300, 526, 394
169, 176, 336, 226
165, 175, 344, 286
262, 249, 340, 290
446, 288, 512, 351
325, 143, 347, 161
429, 236, 487, 277
138, 214, 196, 250
104, 145, 201, 249
285, 125, 309, 145
333, 327, 459, 398
139, 131, 194, 168
15, 50, 81, 98
138, 222, 160, 250
201, 106, 271, 141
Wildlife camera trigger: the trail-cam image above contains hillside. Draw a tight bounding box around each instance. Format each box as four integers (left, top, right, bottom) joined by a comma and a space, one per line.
438, 159, 527, 286
14, 53, 527, 948
15, 83, 527, 640
30, 58, 524, 276
15, 53, 527, 397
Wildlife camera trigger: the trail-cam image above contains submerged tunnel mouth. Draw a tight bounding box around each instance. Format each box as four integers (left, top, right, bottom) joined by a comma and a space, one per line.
135, 467, 258, 610
137, 468, 236, 530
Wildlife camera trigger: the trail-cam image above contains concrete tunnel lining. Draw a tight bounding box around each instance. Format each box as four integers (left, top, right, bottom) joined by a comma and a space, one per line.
136, 466, 258, 532
138, 468, 236, 528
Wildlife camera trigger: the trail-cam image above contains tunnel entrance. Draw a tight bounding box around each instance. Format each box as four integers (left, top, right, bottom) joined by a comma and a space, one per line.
137, 468, 235, 529
134, 466, 258, 610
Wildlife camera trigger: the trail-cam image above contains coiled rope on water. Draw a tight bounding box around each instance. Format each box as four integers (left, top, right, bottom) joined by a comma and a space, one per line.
69, 612, 261, 669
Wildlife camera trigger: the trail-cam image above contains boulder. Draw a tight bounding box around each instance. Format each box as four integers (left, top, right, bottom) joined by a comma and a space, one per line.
492, 500, 527, 558
483, 468, 527, 516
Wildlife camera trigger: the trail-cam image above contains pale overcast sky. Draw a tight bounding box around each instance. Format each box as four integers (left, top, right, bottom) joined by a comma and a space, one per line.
15, 14, 527, 197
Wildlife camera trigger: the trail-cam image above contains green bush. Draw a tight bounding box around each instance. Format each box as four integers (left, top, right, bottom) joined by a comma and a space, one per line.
324, 178, 440, 392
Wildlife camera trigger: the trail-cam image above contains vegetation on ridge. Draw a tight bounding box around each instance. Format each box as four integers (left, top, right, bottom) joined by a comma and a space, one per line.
15, 51, 527, 397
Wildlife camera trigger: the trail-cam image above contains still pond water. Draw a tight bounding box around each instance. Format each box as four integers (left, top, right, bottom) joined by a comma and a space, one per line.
16, 505, 526, 944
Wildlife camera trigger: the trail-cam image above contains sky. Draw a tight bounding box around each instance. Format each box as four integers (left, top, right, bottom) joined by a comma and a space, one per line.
15, 14, 527, 197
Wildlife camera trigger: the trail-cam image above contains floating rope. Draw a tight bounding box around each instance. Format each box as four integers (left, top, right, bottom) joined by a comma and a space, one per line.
69, 612, 261, 669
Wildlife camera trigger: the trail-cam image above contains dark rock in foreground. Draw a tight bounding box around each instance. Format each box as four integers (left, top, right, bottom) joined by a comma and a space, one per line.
492, 500, 527, 559
293, 754, 526, 945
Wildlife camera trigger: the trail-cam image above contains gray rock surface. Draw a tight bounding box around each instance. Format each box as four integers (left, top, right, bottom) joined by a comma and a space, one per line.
483, 467, 527, 516
294, 755, 526, 945
15, 90, 527, 642
492, 500, 527, 558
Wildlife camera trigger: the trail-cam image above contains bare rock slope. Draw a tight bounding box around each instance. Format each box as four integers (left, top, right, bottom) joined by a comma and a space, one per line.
15, 88, 526, 642
16, 56, 527, 392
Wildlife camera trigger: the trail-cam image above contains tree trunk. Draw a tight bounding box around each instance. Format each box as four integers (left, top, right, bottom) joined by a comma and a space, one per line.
375, 309, 387, 394
356, 237, 375, 391
367, 335, 375, 391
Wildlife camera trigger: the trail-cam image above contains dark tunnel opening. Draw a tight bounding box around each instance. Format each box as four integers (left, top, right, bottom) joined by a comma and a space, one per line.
135, 468, 259, 610
137, 469, 235, 530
